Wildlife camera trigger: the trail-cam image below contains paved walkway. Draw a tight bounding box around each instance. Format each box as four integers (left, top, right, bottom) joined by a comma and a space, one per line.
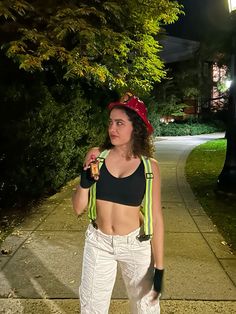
0, 133, 235, 314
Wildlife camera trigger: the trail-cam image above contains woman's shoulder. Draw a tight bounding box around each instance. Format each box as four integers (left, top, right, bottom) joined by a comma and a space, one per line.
149, 157, 160, 174
142, 156, 158, 165
149, 157, 158, 164
141, 156, 159, 172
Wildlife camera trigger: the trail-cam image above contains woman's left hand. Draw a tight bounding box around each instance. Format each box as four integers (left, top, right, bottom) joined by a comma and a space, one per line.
83, 147, 100, 169
153, 268, 164, 296
149, 290, 160, 304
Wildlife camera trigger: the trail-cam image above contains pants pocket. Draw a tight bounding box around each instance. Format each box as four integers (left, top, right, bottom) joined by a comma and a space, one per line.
85, 224, 96, 241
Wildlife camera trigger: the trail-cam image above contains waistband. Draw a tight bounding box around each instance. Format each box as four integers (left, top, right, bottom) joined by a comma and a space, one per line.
88, 223, 143, 244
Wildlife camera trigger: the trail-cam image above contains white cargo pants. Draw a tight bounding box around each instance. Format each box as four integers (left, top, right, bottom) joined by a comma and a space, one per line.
79, 224, 160, 314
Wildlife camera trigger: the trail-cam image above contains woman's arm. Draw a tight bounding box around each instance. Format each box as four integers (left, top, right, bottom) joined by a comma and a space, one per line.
72, 185, 90, 216
151, 159, 164, 268
150, 159, 164, 295
72, 147, 100, 215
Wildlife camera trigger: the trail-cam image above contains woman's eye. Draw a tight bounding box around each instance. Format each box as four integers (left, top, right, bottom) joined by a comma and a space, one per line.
108, 120, 124, 127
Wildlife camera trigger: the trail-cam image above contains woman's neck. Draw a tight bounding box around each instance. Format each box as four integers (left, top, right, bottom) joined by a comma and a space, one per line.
111, 146, 135, 160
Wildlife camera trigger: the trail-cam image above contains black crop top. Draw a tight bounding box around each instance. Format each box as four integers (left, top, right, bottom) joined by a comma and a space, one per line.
96, 161, 146, 206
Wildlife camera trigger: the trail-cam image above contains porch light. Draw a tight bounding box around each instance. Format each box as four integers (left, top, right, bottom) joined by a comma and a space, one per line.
228, 0, 236, 13
225, 79, 232, 89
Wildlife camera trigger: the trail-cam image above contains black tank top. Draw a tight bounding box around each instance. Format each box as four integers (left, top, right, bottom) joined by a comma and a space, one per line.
96, 161, 146, 206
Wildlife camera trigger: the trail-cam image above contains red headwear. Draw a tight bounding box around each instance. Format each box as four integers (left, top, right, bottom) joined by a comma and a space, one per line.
108, 93, 154, 134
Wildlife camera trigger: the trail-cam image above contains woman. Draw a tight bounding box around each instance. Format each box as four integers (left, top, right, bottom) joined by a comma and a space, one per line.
72, 93, 164, 314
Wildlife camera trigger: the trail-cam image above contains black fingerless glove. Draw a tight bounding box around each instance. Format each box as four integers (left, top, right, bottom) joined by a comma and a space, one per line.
80, 167, 95, 188
153, 268, 164, 293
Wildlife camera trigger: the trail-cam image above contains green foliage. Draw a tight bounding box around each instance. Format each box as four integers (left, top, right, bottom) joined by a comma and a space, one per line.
157, 121, 224, 136
0, 78, 106, 207
21, 86, 89, 193
156, 95, 187, 116
0, 0, 184, 208
182, 87, 199, 98
0, 0, 183, 91
0, 0, 33, 20
142, 94, 162, 136
217, 80, 231, 93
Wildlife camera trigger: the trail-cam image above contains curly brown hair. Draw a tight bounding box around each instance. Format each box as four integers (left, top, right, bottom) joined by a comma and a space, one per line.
100, 106, 154, 158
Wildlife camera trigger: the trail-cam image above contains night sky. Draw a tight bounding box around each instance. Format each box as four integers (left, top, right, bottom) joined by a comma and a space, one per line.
166, 0, 229, 41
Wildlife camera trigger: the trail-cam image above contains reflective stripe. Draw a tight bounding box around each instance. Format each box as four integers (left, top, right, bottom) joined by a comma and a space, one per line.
88, 183, 96, 220
88, 150, 110, 221
88, 151, 153, 236
141, 156, 153, 236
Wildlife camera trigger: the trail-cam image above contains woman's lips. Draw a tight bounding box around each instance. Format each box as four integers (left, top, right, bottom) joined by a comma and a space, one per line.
110, 135, 118, 140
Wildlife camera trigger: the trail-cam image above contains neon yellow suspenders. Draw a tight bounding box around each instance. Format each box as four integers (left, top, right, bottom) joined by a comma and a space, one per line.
87, 150, 154, 236
141, 156, 153, 236
88, 150, 110, 221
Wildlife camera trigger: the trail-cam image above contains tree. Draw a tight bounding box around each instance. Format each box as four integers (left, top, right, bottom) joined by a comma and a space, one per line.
0, 1, 183, 207
0, 0, 183, 92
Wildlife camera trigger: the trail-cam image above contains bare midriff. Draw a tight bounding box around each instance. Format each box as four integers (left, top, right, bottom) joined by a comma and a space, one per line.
95, 199, 143, 235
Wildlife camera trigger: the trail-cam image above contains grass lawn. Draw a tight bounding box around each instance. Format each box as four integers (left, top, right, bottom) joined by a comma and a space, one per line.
185, 139, 236, 251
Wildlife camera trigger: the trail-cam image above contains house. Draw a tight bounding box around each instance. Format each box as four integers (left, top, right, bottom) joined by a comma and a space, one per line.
158, 35, 228, 121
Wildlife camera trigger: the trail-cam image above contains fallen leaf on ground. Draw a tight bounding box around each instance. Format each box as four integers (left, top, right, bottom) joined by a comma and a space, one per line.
1, 248, 12, 255
7, 288, 17, 298
221, 241, 227, 246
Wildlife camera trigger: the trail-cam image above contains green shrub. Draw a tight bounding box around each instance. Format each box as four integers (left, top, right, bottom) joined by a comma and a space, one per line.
22, 86, 90, 193
158, 121, 224, 136
0, 83, 106, 207
144, 95, 162, 136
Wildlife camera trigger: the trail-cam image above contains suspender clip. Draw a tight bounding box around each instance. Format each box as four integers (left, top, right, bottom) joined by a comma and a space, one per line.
91, 220, 98, 229
136, 234, 151, 242
145, 172, 153, 179
97, 157, 105, 163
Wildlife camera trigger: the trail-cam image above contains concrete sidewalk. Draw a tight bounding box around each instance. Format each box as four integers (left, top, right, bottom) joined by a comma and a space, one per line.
0, 133, 235, 313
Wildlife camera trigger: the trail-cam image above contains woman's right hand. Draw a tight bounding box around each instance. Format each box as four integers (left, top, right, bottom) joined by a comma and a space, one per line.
83, 147, 100, 169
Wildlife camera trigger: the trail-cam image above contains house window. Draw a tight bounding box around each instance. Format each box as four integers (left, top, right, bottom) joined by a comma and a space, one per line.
211, 63, 228, 111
